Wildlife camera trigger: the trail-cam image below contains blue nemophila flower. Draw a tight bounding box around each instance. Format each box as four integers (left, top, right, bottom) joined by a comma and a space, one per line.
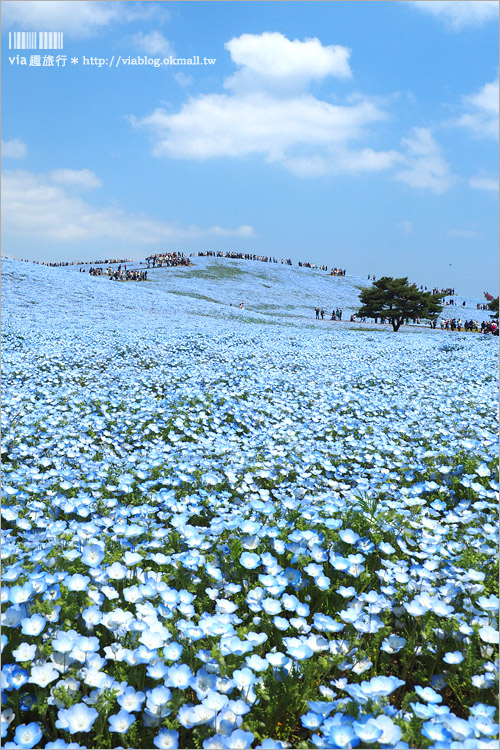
410, 701, 437, 719
415, 685, 443, 703
108, 709, 135, 733
177, 703, 216, 728
9, 583, 34, 605
403, 599, 429, 617
338, 529, 360, 545
284, 638, 314, 660
273, 616, 290, 631
326, 723, 360, 748
146, 686, 172, 707
307, 701, 335, 717
153, 728, 179, 749
65, 574, 90, 592
223, 729, 255, 749
29, 663, 59, 688
301, 711, 323, 730
370, 715, 403, 745
106, 562, 128, 580
20, 614, 46, 636
232, 668, 256, 689
55, 703, 98, 733
445, 715, 474, 741
477, 594, 499, 611
80, 544, 105, 567
352, 719, 383, 742
245, 654, 269, 672
381, 635, 407, 653
336, 586, 356, 598
478, 626, 499, 644
240, 552, 260, 570
201, 691, 228, 712
13, 722, 43, 749
203, 733, 227, 749
469, 715, 499, 736
443, 651, 464, 664
147, 660, 169, 680
190, 668, 217, 698
12, 643, 37, 663
117, 686, 145, 712
166, 663, 194, 689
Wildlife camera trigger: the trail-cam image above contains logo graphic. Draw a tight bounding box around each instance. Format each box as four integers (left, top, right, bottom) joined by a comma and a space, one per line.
9, 32, 64, 50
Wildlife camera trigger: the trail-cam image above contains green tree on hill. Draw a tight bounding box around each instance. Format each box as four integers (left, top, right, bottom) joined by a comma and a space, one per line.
357, 276, 443, 332
487, 296, 499, 320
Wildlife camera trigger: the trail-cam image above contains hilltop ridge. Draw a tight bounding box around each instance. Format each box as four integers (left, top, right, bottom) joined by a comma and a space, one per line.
2, 256, 492, 331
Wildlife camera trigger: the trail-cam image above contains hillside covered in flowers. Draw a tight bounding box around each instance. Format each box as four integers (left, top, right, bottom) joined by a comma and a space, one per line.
1, 258, 498, 750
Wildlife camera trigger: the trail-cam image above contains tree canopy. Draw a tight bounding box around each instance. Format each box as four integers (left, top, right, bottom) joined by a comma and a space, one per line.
487, 296, 499, 320
357, 276, 443, 332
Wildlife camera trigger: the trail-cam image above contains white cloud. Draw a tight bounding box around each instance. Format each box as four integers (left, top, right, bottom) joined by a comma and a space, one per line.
447, 228, 478, 238
49, 168, 102, 189
457, 78, 499, 139
409, 1, 499, 30
396, 128, 456, 193
2, 138, 27, 158
133, 92, 401, 176
468, 175, 499, 191
224, 32, 352, 94
1, 169, 253, 243
131, 32, 398, 179
281, 147, 401, 177
2, 1, 165, 38
134, 93, 389, 161
131, 30, 172, 57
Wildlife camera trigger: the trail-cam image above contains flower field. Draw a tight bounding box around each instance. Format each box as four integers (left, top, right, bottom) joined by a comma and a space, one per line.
1, 259, 498, 749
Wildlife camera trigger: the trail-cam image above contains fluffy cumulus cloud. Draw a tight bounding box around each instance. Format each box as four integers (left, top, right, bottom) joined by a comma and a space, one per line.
1, 169, 253, 243
396, 128, 456, 194
132, 31, 400, 178
457, 78, 499, 139
409, 1, 499, 30
131, 30, 172, 56
224, 31, 352, 94
2, 138, 27, 159
2, 1, 165, 38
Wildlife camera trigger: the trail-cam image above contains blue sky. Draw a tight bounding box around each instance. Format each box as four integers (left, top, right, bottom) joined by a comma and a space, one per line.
2, 0, 498, 296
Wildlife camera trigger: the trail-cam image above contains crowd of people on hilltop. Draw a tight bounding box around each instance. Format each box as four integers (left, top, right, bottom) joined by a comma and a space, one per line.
313, 308, 498, 335
440, 318, 497, 334
145, 252, 190, 268
299, 261, 328, 270
315, 307, 344, 320
83, 264, 147, 282
195, 251, 293, 265
86, 267, 106, 276
37, 258, 133, 267
432, 287, 455, 296
110, 269, 148, 281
